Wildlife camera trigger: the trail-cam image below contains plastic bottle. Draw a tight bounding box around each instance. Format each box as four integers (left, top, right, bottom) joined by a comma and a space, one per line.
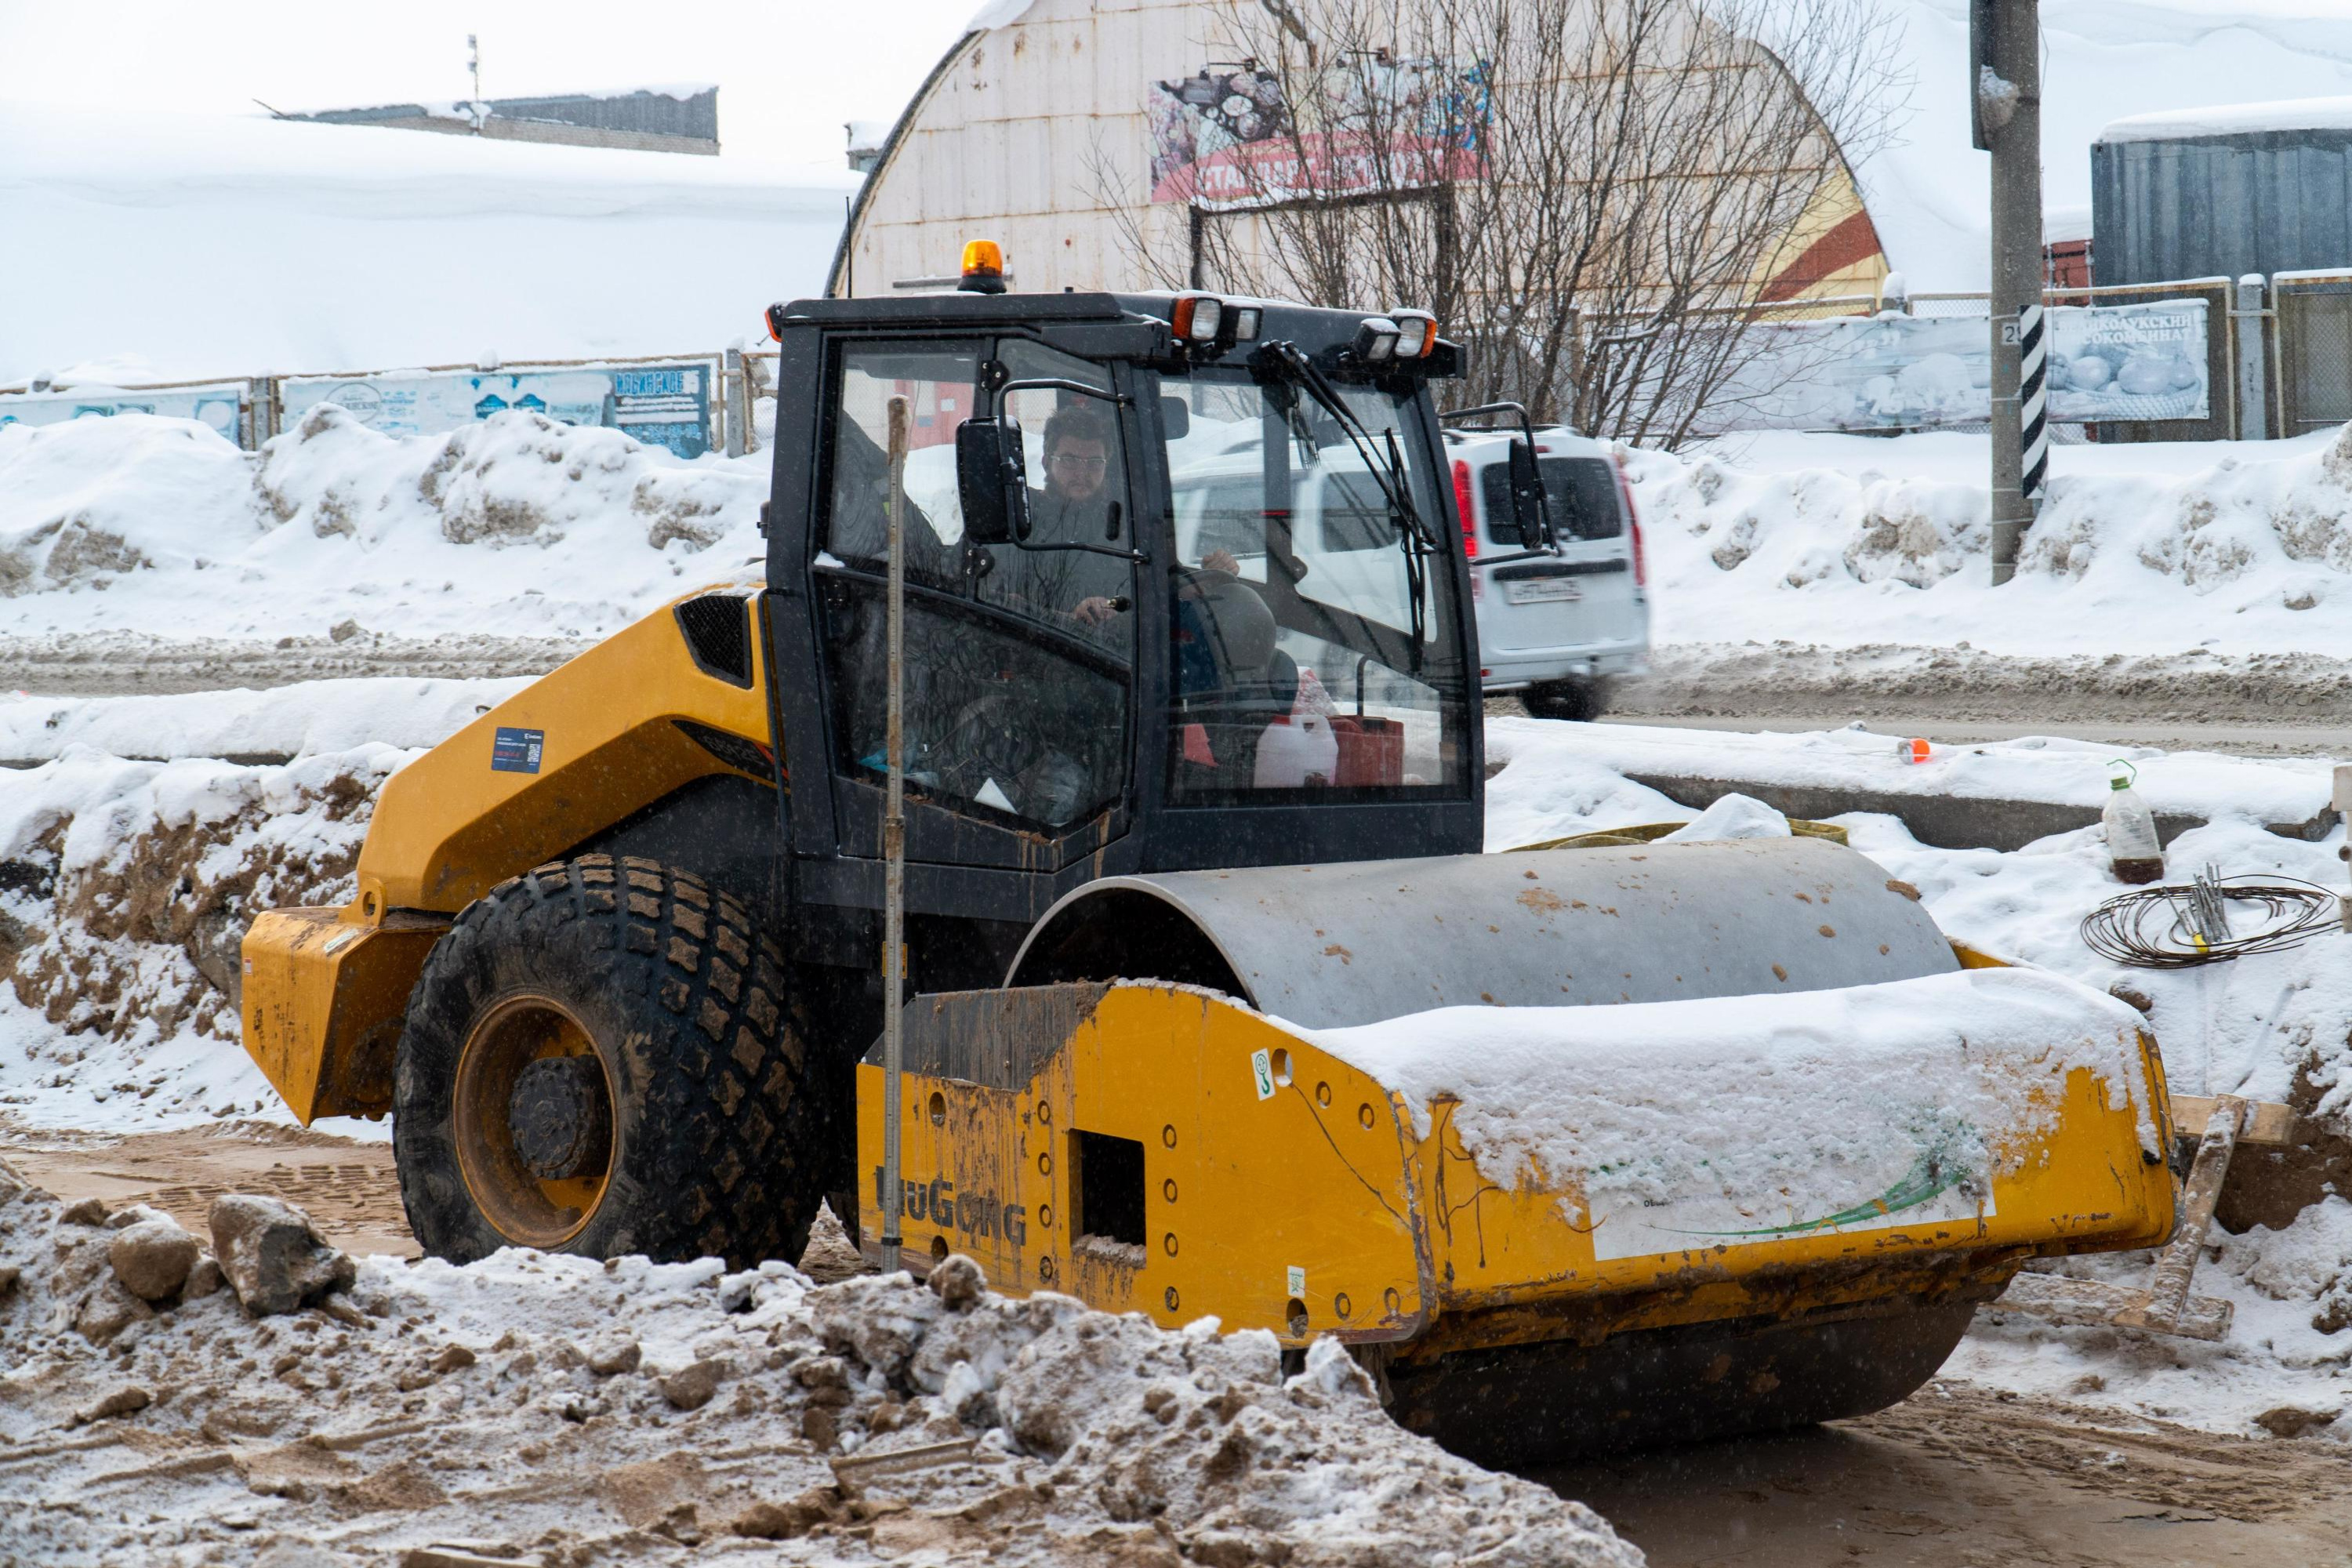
1254, 713, 1339, 789
2103, 760, 2164, 885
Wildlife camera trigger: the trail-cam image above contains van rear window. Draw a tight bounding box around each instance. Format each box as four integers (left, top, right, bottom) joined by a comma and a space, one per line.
1478, 456, 1623, 543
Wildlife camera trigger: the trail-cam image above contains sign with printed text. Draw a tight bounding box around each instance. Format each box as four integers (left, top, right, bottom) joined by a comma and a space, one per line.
490, 726, 545, 775
279, 361, 717, 457
0, 384, 243, 441
1708, 299, 2210, 431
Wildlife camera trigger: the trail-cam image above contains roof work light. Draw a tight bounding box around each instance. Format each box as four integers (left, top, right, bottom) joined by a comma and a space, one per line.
1391, 309, 1437, 358
1171, 293, 1224, 343
1354, 317, 1402, 363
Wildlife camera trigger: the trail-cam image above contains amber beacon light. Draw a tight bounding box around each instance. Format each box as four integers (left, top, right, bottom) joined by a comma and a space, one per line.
958, 240, 1007, 295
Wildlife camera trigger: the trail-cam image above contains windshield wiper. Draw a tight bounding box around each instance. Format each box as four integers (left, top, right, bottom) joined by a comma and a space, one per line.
1258, 341, 1436, 659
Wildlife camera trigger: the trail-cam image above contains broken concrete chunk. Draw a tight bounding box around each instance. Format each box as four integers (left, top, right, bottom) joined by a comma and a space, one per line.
110, 1217, 201, 1301
429, 1344, 477, 1374
76, 1385, 153, 1425
208, 1194, 356, 1317
74, 1278, 154, 1345
0, 1263, 19, 1299
659, 1360, 720, 1411
58, 1196, 108, 1227
103, 1203, 170, 1232
928, 1253, 986, 1310
181, 1252, 224, 1301
2254, 1406, 2339, 1439
587, 1338, 641, 1377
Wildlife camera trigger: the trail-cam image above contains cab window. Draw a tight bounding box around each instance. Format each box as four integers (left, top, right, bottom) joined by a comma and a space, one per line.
816, 339, 1135, 833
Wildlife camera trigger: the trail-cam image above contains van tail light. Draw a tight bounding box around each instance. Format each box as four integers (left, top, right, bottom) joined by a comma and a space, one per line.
1452, 459, 1478, 559
1610, 448, 1645, 587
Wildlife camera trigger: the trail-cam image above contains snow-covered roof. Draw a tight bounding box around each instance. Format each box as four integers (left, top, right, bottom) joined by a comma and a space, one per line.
0, 102, 860, 387
2097, 94, 2352, 143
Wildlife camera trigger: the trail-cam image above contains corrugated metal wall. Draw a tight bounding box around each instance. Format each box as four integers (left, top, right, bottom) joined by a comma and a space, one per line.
2092, 129, 2352, 285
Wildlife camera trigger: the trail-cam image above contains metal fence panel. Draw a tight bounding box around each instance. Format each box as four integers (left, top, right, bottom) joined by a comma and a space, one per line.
2275, 271, 2352, 436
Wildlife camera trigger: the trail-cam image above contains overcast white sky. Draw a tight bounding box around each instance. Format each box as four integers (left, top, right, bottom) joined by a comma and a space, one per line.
0, 0, 982, 168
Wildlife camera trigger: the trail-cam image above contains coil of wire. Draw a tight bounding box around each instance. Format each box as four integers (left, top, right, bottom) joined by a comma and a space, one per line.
2079, 872, 2342, 969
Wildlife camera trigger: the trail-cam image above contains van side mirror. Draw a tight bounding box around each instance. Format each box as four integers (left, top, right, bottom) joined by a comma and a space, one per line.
956, 416, 1031, 546
1160, 394, 1191, 441
1504, 440, 1548, 550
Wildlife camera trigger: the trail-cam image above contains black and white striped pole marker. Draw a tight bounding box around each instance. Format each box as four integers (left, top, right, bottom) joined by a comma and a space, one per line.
2018, 301, 2048, 509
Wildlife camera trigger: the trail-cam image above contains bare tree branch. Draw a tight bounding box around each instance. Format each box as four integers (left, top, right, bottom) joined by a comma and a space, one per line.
1109, 0, 1910, 447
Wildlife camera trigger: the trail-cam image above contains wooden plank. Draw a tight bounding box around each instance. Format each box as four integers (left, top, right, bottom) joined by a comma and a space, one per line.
2171, 1094, 2307, 1149
1995, 1272, 2233, 1342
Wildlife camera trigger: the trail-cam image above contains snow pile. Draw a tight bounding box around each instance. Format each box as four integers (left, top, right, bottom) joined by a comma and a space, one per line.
1656, 792, 1791, 841
0, 746, 404, 1129
0, 677, 524, 764
1628, 425, 2352, 662
1489, 717, 2336, 831
0, 406, 767, 643
0, 1171, 1641, 1566
1305, 967, 2157, 1255
0, 100, 856, 388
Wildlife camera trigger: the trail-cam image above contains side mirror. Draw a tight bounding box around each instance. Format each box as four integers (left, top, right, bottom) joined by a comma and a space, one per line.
1160, 394, 1192, 441
956, 416, 1031, 546
1504, 440, 1548, 550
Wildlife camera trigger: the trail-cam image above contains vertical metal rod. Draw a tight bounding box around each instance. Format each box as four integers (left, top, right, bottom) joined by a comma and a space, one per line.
724, 347, 747, 459
2234, 275, 2270, 440
880, 394, 911, 1276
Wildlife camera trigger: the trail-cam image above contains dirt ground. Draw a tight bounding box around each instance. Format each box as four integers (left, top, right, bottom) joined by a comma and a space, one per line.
1537, 1382, 2352, 1567
9, 1116, 2344, 1566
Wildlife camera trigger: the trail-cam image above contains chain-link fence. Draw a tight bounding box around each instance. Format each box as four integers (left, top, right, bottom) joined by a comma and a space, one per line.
2274, 270, 2352, 438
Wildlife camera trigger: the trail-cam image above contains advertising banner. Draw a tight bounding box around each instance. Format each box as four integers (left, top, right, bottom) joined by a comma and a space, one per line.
1711, 299, 2210, 431
1148, 59, 1488, 212
278, 361, 717, 457
0, 384, 243, 441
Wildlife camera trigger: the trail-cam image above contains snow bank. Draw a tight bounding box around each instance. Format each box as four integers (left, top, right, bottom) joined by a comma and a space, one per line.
0, 746, 404, 1131
0, 405, 765, 643
0, 1174, 1642, 1566
0, 101, 856, 387
1306, 967, 2155, 1260
0, 678, 524, 764
1489, 715, 2336, 829
1629, 425, 2352, 661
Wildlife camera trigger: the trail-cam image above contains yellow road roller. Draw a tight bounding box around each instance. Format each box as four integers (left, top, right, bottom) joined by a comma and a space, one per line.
243, 276, 2174, 1460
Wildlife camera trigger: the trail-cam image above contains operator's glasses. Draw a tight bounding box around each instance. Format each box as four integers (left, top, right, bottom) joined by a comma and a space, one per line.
1050, 453, 1109, 473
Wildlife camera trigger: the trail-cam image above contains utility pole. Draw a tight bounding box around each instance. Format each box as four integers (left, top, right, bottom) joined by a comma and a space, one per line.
466, 34, 485, 133
1973, 0, 2043, 585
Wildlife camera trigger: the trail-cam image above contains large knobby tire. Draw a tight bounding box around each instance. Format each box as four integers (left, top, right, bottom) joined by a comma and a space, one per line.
393, 855, 824, 1269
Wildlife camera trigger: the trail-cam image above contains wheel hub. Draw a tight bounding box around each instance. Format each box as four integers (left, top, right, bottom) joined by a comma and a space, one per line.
508, 1054, 612, 1181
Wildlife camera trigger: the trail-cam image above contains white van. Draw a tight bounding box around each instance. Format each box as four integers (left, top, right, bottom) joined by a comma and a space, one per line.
1445, 426, 1650, 720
